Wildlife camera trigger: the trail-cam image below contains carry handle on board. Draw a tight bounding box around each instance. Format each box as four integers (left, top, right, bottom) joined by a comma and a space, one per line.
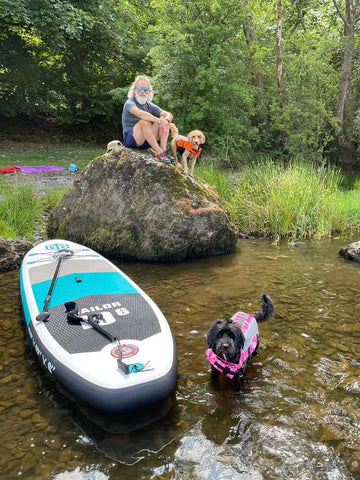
65, 301, 131, 375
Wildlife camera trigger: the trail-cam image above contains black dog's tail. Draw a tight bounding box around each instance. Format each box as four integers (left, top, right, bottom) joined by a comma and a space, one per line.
253, 293, 274, 323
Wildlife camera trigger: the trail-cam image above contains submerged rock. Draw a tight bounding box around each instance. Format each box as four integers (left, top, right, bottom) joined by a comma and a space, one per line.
0, 237, 34, 272
47, 147, 237, 262
339, 240, 360, 263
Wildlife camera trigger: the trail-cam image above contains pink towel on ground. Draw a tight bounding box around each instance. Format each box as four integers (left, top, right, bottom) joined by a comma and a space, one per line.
17, 165, 65, 173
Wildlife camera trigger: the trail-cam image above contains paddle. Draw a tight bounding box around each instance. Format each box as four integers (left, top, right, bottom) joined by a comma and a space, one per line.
65, 301, 131, 375
36, 249, 73, 322
65, 302, 118, 342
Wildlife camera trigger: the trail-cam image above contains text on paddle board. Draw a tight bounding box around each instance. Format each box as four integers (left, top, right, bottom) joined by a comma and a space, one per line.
28, 327, 56, 375
79, 301, 129, 315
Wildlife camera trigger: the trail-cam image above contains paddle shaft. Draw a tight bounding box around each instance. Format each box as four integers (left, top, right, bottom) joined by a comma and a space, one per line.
42, 256, 63, 312
87, 314, 119, 343
37, 249, 73, 321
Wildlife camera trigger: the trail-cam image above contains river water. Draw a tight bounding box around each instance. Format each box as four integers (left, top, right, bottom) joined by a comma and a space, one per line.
0, 237, 359, 480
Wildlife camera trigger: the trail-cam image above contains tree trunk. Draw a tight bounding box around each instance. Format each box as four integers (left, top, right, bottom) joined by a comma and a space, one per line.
333, 0, 359, 165
276, 0, 288, 149
276, 0, 286, 106
242, 12, 268, 133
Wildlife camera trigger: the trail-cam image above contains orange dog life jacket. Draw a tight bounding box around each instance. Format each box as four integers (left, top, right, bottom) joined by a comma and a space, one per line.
175, 138, 202, 157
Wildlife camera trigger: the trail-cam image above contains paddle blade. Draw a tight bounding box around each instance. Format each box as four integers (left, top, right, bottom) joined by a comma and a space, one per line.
36, 312, 50, 322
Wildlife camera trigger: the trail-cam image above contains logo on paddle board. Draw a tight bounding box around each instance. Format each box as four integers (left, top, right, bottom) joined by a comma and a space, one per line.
111, 344, 139, 358
45, 243, 70, 251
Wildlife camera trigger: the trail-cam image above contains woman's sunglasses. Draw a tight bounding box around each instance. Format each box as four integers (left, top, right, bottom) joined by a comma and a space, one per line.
136, 86, 149, 92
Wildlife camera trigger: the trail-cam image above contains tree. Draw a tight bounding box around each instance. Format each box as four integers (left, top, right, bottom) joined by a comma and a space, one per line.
0, 0, 152, 128
1, 0, 359, 167
259, 0, 343, 159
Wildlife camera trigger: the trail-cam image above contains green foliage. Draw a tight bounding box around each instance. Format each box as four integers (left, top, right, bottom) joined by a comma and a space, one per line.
150, 0, 258, 157
227, 160, 352, 240
0, 182, 42, 239
0, 0, 152, 125
0, 219, 16, 238
277, 33, 339, 157
353, 178, 360, 191
41, 186, 68, 211
1, 0, 360, 166
331, 189, 360, 235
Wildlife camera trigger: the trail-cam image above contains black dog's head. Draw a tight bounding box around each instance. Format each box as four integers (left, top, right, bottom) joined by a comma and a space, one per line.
207, 318, 245, 364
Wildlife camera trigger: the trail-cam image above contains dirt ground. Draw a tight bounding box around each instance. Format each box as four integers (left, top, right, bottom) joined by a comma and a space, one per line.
3, 169, 78, 191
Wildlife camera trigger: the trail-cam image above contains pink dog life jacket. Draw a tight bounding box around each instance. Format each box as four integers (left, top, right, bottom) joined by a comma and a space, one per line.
205, 312, 259, 379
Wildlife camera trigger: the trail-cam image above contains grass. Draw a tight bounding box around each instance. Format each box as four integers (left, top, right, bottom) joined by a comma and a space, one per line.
41, 186, 69, 211
196, 163, 235, 202
0, 183, 43, 239
0, 144, 103, 239
331, 189, 360, 235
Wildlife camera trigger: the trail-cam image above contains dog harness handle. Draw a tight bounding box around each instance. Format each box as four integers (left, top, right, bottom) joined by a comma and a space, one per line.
205, 312, 259, 378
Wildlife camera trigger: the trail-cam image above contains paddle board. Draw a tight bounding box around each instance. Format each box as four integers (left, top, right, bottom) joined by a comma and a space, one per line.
20, 239, 177, 412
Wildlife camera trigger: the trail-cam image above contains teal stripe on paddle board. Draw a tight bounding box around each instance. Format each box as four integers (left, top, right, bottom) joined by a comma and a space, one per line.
32, 271, 138, 312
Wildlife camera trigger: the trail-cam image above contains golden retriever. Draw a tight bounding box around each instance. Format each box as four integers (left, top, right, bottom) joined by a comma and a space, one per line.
169, 123, 206, 176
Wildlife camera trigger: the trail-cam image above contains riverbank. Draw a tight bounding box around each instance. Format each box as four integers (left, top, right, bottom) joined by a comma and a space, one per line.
1, 143, 360, 247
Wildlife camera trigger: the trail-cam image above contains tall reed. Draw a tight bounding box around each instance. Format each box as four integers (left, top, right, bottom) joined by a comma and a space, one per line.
227, 160, 349, 240
331, 190, 360, 235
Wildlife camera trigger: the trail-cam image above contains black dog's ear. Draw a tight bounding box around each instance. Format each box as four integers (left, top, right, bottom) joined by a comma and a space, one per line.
207, 319, 220, 348
207, 318, 227, 348
233, 325, 245, 352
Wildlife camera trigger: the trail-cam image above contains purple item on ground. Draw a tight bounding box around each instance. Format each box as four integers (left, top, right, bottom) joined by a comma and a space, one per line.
16, 165, 65, 174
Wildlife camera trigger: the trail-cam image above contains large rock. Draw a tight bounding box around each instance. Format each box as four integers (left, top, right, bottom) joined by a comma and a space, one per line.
47, 147, 238, 262
0, 237, 33, 272
339, 240, 360, 263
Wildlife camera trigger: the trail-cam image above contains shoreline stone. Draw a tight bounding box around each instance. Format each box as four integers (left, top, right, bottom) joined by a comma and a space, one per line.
339, 240, 360, 263
0, 237, 34, 272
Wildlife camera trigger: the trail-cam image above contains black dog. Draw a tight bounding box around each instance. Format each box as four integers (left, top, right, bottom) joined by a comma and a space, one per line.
206, 293, 274, 390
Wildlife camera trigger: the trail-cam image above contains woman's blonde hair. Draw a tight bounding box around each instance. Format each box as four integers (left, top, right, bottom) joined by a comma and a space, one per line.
127, 75, 154, 102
